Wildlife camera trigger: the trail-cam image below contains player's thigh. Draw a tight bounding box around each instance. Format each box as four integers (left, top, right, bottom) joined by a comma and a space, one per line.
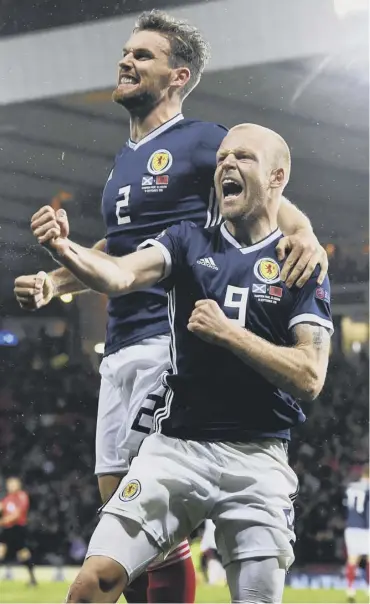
344, 528, 369, 557
3, 526, 25, 559
226, 556, 286, 604
95, 375, 130, 476
213, 439, 298, 570
86, 513, 159, 585
103, 433, 216, 553
116, 335, 170, 455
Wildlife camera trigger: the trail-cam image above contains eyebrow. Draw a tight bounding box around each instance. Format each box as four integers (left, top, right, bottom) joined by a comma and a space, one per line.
122, 47, 155, 55
217, 147, 258, 161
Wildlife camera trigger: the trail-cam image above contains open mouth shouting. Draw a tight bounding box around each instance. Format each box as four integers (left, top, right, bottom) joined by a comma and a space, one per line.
222, 177, 244, 202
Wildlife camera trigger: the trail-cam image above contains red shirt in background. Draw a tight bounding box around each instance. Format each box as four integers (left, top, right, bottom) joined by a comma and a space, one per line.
1, 491, 29, 527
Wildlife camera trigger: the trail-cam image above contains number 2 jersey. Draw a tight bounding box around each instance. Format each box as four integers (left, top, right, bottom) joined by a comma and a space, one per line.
101, 114, 227, 356
140, 220, 334, 442
345, 478, 369, 530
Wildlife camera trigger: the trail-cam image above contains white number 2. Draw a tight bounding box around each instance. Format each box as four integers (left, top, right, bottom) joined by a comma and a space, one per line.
224, 285, 249, 326
116, 185, 131, 225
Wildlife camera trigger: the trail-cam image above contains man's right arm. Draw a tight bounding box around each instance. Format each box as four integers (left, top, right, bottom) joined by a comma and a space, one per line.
50, 240, 167, 297
47, 238, 107, 297
14, 238, 106, 310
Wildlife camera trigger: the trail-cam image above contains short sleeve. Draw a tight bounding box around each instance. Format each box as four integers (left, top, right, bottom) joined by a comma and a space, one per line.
192, 123, 228, 173
137, 222, 192, 289
288, 273, 334, 334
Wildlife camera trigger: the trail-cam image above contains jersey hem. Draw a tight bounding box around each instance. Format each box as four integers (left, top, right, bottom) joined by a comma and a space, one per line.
95, 466, 129, 477
104, 321, 170, 357
160, 430, 291, 442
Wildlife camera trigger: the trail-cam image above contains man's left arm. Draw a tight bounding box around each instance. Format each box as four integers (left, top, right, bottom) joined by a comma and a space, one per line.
276, 197, 328, 288
188, 301, 331, 402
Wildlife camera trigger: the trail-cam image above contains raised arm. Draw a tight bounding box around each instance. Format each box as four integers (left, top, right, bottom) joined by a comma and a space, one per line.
22, 205, 168, 300
277, 196, 312, 235
48, 238, 107, 296
188, 300, 331, 402
49, 240, 166, 296
14, 238, 107, 311
277, 197, 328, 288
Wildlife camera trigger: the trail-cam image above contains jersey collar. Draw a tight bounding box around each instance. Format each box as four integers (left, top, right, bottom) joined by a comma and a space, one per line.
220, 222, 282, 254
127, 113, 184, 150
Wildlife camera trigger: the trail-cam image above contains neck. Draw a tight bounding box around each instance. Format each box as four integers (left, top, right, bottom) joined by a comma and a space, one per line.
129, 97, 182, 143
225, 212, 279, 247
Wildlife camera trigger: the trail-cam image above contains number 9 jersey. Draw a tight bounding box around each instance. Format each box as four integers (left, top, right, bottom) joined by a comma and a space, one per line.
101, 114, 227, 356
140, 220, 334, 442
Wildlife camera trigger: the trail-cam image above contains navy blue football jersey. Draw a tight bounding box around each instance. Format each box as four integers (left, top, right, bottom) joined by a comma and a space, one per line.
101, 114, 227, 355
140, 221, 333, 442
345, 479, 369, 529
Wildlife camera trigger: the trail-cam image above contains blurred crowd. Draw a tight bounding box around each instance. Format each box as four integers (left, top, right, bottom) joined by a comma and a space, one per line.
0, 333, 368, 567
291, 350, 369, 565
329, 254, 369, 285
0, 333, 100, 565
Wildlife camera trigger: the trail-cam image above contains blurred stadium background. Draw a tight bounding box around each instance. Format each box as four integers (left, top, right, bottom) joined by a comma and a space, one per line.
0, 0, 368, 602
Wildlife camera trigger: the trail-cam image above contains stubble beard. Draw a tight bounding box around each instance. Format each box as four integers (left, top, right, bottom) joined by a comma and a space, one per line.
112, 88, 160, 118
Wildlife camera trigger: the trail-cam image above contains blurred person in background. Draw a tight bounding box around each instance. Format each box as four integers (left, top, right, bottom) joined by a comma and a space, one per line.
0, 477, 37, 586
344, 464, 369, 603
14, 9, 328, 602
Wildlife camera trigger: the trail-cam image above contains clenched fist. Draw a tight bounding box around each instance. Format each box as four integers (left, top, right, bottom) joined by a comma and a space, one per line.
31, 206, 71, 257
187, 299, 234, 346
14, 271, 55, 311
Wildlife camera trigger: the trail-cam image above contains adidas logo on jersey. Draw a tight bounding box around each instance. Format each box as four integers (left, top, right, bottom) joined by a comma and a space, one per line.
197, 257, 219, 270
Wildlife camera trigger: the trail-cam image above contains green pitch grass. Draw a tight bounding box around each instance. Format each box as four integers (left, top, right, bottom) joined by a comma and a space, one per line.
0, 581, 368, 603
0, 543, 368, 603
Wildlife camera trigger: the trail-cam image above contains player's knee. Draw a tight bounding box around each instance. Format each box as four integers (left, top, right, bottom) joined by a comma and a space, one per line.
66, 569, 100, 603
0, 543, 7, 559
17, 548, 30, 562
66, 556, 128, 603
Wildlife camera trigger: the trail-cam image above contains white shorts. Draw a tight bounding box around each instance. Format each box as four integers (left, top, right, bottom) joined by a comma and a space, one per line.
200, 520, 217, 552
345, 528, 370, 557
95, 335, 170, 475
92, 432, 298, 574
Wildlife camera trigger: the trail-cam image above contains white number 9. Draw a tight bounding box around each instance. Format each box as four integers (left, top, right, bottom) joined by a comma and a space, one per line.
224, 285, 249, 326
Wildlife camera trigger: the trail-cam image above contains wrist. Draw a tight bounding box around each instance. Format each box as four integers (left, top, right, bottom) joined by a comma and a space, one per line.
220, 320, 246, 349
47, 275, 59, 299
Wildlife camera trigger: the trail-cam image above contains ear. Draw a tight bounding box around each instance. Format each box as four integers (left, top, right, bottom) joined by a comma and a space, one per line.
270, 167, 285, 189
171, 66, 191, 92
